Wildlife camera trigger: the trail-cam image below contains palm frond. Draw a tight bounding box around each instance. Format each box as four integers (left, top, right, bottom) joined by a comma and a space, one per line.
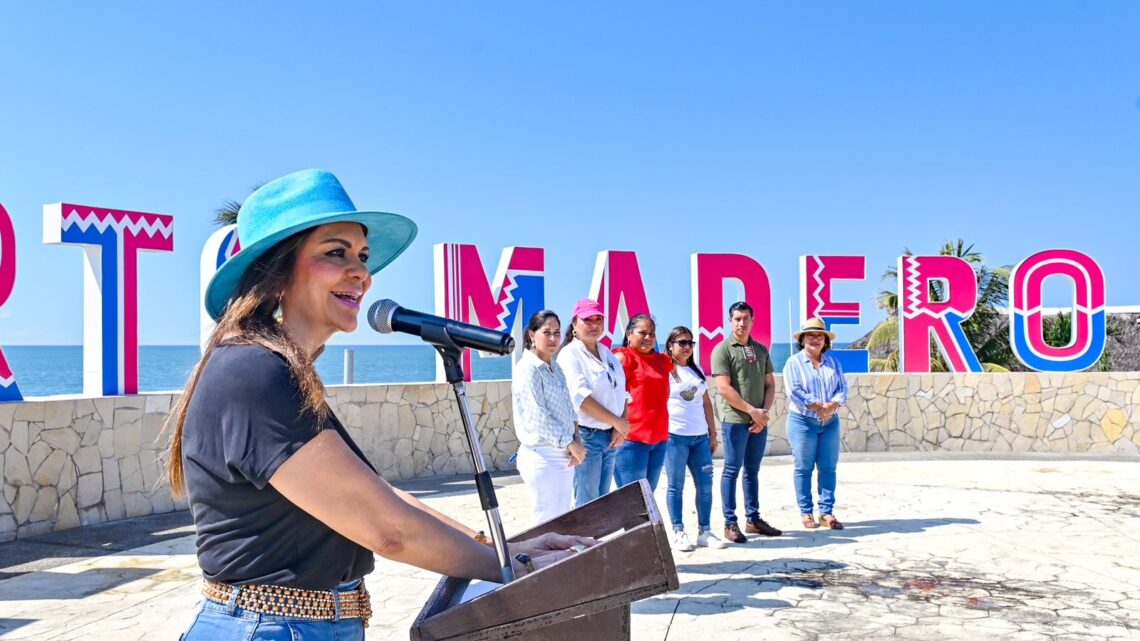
869, 352, 899, 372
213, 200, 242, 226
867, 317, 898, 349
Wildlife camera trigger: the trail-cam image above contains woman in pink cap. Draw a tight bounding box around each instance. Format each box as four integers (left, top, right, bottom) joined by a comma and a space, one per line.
556, 299, 630, 507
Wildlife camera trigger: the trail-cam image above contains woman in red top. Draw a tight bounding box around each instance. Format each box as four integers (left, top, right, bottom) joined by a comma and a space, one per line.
613, 314, 674, 491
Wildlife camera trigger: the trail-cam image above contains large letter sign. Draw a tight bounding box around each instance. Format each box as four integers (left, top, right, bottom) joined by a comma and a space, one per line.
799, 255, 869, 373
199, 225, 240, 351
44, 204, 174, 395
897, 255, 983, 373
1010, 249, 1106, 372
0, 204, 22, 401
691, 253, 771, 374
434, 243, 544, 381
587, 251, 652, 350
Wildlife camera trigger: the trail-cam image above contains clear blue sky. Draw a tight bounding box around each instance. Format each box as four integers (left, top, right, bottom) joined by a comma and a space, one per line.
1, 2, 1137, 346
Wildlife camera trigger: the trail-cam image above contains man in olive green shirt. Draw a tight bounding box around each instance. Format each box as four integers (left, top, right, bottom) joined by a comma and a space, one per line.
710, 301, 783, 543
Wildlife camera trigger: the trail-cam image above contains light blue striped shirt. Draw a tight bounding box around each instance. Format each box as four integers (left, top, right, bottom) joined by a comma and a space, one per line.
512, 349, 578, 449
782, 350, 848, 419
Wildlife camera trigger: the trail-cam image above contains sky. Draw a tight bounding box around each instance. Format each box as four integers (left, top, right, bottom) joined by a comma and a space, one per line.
0, 2, 1137, 347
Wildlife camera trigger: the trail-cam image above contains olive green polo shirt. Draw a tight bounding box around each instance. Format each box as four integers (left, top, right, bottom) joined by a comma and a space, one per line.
710, 337, 774, 424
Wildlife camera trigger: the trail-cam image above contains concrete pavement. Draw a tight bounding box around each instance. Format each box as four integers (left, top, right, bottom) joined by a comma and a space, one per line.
1, 454, 1139, 640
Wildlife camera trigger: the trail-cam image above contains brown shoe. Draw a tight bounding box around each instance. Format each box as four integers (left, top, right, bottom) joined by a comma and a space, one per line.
802, 514, 818, 529
723, 523, 747, 544
820, 514, 844, 530
745, 518, 782, 537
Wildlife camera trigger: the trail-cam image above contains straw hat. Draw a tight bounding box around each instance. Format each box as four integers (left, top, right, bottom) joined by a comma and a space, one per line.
793, 317, 837, 342
204, 169, 417, 320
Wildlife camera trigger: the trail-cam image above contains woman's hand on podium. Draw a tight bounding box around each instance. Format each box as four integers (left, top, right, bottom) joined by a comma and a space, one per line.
510, 532, 598, 574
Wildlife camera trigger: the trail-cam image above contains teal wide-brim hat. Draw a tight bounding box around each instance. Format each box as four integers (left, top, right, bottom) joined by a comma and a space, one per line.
204, 169, 417, 320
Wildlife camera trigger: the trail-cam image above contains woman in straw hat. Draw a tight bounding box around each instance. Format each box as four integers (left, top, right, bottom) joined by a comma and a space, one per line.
782, 318, 850, 530
166, 169, 592, 640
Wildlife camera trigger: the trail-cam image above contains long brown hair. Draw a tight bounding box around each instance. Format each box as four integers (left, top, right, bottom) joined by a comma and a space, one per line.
164, 229, 330, 498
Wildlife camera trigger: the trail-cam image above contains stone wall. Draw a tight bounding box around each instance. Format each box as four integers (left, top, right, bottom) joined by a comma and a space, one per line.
2, 373, 1138, 541
752, 372, 1140, 457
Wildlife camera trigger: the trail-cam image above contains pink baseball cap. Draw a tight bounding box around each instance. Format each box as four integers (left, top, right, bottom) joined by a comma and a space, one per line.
571, 298, 605, 319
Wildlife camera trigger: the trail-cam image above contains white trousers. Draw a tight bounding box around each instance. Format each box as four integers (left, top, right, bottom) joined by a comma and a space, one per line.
515, 444, 574, 525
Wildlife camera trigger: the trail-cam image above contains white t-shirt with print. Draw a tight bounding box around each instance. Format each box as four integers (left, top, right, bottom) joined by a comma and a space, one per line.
667, 365, 709, 436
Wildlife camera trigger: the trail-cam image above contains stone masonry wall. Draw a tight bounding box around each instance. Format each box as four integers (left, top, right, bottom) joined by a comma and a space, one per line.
749, 372, 1140, 458
2, 373, 1137, 541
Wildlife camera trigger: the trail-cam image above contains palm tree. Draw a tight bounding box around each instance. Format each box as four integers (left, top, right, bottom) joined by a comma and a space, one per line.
213, 199, 243, 226
868, 240, 1012, 372
212, 184, 262, 227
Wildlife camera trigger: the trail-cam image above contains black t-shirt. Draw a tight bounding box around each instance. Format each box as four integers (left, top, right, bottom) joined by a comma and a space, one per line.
182, 343, 375, 589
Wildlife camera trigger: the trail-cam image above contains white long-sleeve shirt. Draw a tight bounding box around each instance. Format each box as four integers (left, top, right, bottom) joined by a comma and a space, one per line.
555, 339, 628, 429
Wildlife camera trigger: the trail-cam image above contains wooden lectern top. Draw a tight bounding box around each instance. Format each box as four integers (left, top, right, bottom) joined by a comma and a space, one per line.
410, 480, 679, 641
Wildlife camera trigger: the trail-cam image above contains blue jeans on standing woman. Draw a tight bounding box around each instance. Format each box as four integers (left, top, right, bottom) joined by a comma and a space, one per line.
786, 411, 841, 515
720, 421, 768, 525
614, 439, 667, 492
180, 580, 364, 641
664, 433, 714, 531
573, 427, 617, 507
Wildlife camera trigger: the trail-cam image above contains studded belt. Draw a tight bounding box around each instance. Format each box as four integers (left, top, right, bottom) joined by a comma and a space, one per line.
202, 579, 371, 627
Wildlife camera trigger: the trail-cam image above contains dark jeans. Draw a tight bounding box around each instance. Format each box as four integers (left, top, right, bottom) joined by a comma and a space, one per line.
664, 433, 714, 531
614, 439, 667, 492
720, 421, 768, 526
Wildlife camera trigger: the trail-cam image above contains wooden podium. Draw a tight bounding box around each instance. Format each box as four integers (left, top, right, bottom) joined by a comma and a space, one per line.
410, 480, 679, 641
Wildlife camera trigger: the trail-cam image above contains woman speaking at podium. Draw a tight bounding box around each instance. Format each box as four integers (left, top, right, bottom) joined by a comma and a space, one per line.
165, 169, 591, 641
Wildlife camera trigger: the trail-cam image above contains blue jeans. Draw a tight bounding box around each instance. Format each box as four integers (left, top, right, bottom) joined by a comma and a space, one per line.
614, 439, 667, 492
786, 412, 841, 515
573, 427, 616, 507
664, 433, 714, 531
180, 580, 364, 640
720, 421, 768, 525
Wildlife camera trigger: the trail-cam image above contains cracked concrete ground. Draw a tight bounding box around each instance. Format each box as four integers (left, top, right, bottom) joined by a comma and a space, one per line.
1, 454, 1138, 640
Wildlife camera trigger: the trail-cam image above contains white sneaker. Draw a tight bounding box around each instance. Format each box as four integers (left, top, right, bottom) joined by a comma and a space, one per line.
697, 529, 727, 549
672, 530, 695, 552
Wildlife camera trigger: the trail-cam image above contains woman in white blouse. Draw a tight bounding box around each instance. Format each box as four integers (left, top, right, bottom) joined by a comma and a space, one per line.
556, 299, 630, 507
663, 326, 726, 552
512, 310, 586, 524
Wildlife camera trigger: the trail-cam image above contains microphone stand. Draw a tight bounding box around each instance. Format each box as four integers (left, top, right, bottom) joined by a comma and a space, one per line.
420, 322, 516, 584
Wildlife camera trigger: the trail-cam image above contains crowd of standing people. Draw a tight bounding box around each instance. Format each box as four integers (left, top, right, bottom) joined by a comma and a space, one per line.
510, 299, 852, 553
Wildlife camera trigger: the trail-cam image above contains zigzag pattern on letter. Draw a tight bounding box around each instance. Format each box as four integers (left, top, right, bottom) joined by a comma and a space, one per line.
811, 258, 827, 315
62, 208, 173, 239
494, 271, 520, 330
698, 326, 724, 340
493, 269, 542, 331
902, 257, 925, 319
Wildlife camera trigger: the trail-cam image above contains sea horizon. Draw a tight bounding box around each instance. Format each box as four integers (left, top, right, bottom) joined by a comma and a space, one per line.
4, 343, 804, 398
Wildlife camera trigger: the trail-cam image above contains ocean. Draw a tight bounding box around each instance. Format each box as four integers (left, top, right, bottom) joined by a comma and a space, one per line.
4, 343, 800, 398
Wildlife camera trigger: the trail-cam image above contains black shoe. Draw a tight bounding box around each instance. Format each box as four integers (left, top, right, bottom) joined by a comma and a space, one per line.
745, 518, 782, 536
723, 523, 747, 544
